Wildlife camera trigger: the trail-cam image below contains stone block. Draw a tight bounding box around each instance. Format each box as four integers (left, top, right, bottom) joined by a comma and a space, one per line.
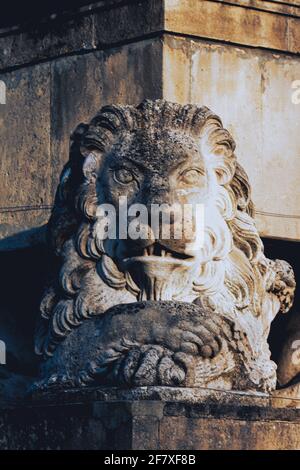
163, 36, 300, 240
289, 17, 300, 54
0, 0, 164, 71
164, 0, 298, 53
93, 0, 164, 47
0, 39, 162, 243
159, 416, 300, 450
1, 387, 300, 449
0, 13, 95, 71
0, 64, 51, 240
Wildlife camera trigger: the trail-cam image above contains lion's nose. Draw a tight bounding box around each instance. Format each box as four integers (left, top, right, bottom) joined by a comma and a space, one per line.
150, 202, 182, 225
125, 222, 155, 249
144, 186, 181, 221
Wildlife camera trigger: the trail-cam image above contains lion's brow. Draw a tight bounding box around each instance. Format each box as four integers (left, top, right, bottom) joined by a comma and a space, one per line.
117, 153, 190, 173
121, 155, 149, 170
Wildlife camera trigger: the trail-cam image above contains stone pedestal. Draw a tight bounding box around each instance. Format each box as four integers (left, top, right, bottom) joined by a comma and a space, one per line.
1, 387, 300, 450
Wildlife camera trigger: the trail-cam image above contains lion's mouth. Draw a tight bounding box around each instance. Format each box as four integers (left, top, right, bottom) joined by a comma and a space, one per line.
122, 242, 194, 266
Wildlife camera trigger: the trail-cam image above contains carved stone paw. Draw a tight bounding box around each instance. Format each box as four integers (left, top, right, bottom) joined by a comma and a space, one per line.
31, 372, 75, 393
78, 344, 187, 386
76, 301, 232, 387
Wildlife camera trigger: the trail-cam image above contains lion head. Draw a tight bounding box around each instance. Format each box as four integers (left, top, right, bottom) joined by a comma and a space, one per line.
35, 100, 294, 366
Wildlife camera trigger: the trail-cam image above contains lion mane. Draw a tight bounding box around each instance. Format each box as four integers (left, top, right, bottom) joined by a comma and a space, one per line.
35, 99, 293, 374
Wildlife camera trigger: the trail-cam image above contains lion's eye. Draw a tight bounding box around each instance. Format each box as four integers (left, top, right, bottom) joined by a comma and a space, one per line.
180, 169, 204, 185
113, 168, 135, 185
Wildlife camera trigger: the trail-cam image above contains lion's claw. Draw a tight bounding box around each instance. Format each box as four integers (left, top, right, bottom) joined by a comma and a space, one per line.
75, 301, 229, 387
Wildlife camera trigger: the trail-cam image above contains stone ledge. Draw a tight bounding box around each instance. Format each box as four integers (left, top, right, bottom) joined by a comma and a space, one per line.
0, 0, 164, 72
25, 385, 269, 406
2, 387, 300, 449
164, 0, 300, 54
211, 0, 300, 17
26, 385, 300, 410
0, 0, 299, 72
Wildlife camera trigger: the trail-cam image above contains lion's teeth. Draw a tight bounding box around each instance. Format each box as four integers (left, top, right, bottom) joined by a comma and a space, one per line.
161, 249, 166, 257
143, 248, 148, 256
148, 245, 154, 255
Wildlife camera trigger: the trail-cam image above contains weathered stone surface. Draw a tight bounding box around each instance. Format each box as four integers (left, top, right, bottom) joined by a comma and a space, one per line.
92, 0, 164, 48
0, 39, 162, 242
32, 385, 271, 407
51, 39, 162, 195
0, 0, 299, 72
0, 64, 51, 240
163, 36, 300, 240
30, 100, 295, 395
159, 416, 300, 450
0, 13, 95, 71
164, 0, 300, 54
1, 387, 300, 449
0, 0, 299, 451
1, 1, 299, 246
222, 0, 299, 16
0, 0, 164, 71
271, 383, 300, 409
289, 16, 300, 55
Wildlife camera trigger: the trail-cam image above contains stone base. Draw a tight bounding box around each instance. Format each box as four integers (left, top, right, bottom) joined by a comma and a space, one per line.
1, 386, 300, 450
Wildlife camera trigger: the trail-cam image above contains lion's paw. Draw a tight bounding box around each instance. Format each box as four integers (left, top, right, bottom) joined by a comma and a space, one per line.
77, 344, 189, 386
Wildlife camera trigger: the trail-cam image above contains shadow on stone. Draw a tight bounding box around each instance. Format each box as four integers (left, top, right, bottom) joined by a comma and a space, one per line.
0, 231, 58, 403
264, 238, 300, 368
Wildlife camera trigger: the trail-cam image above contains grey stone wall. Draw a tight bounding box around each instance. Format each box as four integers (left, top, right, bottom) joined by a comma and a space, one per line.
0, 0, 299, 246
0, 2, 164, 246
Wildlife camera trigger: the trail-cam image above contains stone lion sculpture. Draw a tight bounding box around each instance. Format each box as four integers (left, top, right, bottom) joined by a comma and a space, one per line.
34, 100, 295, 393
